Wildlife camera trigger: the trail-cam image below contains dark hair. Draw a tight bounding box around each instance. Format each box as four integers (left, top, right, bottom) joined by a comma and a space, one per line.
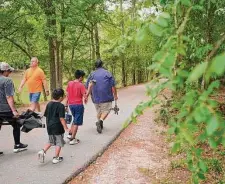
95, 59, 103, 68
74, 70, 85, 79
52, 88, 64, 100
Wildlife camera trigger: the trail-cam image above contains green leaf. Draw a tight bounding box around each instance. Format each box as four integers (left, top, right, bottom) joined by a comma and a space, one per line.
160, 12, 171, 19
206, 116, 219, 136
135, 26, 149, 44
181, 0, 192, 6
194, 107, 205, 123
181, 128, 194, 145
171, 142, 181, 153
198, 160, 207, 172
197, 172, 205, 180
168, 127, 176, 134
149, 23, 164, 37
177, 70, 188, 77
208, 137, 217, 148
159, 66, 171, 78
188, 62, 207, 82
155, 16, 168, 27
206, 53, 225, 81
162, 53, 176, 69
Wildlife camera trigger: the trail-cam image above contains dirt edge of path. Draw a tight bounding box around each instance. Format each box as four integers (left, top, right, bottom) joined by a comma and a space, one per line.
67, 107, 190, 184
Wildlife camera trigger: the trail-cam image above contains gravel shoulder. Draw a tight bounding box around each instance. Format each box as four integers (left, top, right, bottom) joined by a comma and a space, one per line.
68, 108, 190, 184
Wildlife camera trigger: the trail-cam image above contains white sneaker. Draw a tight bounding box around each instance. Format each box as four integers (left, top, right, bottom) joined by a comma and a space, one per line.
69, 138, 80, 145
38, 149, 46, 163
52, 157, 63, 164
67, 134, 72, 139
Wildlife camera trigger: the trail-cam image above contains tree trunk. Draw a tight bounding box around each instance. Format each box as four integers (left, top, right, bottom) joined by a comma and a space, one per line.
44, 0, 58, 92
94, 23, 101, 59
120, 0, 126, 87
91, 24, 96, 61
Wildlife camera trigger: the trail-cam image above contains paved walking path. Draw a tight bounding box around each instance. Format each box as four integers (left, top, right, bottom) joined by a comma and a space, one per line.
0, 84, 149, 184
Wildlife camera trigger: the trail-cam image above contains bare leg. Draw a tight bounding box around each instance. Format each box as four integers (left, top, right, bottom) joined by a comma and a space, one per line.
36, 102, 41, 112
100, 112, 109, 121
69, 124, 74, 134
71, 125, 78, 139
43, 143, 51, 153
55, 146, 61, 157
30, 102, 38, 112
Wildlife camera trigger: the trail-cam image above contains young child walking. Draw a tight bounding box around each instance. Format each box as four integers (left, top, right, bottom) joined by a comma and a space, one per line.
38, 88, 69, 164
66, 70, 87, 145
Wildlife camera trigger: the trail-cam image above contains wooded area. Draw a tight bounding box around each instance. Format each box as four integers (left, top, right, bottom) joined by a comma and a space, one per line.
1, 0, 225, 183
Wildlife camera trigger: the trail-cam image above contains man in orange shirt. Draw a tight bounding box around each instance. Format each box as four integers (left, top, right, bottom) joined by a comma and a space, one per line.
18, 57, 49, 112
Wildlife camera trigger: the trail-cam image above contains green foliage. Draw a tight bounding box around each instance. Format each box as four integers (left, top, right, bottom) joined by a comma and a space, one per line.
135, 0, 225, 183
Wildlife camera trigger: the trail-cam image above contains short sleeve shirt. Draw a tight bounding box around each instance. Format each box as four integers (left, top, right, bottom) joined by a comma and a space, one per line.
86, 68, 116, 104
44, 101, 65, 135
0, 76, 15, 112
24, 67, 46, 93
66, 81, 86, 105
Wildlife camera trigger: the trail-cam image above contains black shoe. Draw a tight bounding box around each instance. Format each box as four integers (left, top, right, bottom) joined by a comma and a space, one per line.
100, 120, 103, 129
0, 151, 3, 155
96, 120, 103, 134
14, 143, 28, 153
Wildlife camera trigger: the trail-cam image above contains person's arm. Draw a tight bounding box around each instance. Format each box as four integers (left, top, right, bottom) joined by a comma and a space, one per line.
59, 104, 69, 132
60, 118, 69, 132
86, 81, 94, 98
42, 78, 49, 96
6, 96, 19, 116
18, 78, 26, 93
110, 73, 118, 100
112, 86, 118, 100
5, 79, 19, 116
81, 85, 88, 104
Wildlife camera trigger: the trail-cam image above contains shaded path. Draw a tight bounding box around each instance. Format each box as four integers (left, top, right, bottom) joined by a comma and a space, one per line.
0, 84, 149, 184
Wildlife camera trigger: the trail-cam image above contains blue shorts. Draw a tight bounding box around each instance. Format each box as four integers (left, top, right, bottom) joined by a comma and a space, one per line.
29, 92, 41, 102
69, 104, 84, 126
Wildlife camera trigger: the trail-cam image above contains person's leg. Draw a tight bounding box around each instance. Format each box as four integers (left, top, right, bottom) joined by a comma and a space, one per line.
36, 102, 41, 112
96, 102, 112, 133
11, 122, 21, 145
29, 93, 41, 112
69, 105, 83, 144
38, 135, 53, 163
43, 143, 51, 153
71, 125, 78, 139
52, 135, 64, 164
55, 146, 61, 158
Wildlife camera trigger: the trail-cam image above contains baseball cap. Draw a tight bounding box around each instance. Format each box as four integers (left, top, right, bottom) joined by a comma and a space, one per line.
0, 62, 14, 71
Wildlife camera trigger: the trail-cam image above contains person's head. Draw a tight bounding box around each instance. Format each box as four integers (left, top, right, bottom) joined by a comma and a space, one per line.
30, 57, 39, 68
0, 62, 14, 77
52, 88, 65, 102
74, 70, 85, 81
95, 59, 103, 69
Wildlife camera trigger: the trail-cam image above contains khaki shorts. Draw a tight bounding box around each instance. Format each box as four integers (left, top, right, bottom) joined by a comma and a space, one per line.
94, 102, 112, 115
48, 134, 65, 147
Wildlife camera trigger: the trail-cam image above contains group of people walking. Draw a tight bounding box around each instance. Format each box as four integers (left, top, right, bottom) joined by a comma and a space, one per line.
0, 57, 118, 164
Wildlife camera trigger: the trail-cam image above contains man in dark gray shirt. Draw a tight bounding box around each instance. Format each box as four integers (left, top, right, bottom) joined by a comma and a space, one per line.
0, 62, 28, 154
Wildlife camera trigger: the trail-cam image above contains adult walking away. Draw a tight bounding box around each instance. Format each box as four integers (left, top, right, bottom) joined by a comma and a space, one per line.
18, 57, 49, 112
0, 62, 28, 154
66, 70, 87, 145
86, 59, 118, 134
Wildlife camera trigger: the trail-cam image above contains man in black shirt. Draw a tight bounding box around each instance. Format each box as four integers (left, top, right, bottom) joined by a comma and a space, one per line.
0, 62, 28, 154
